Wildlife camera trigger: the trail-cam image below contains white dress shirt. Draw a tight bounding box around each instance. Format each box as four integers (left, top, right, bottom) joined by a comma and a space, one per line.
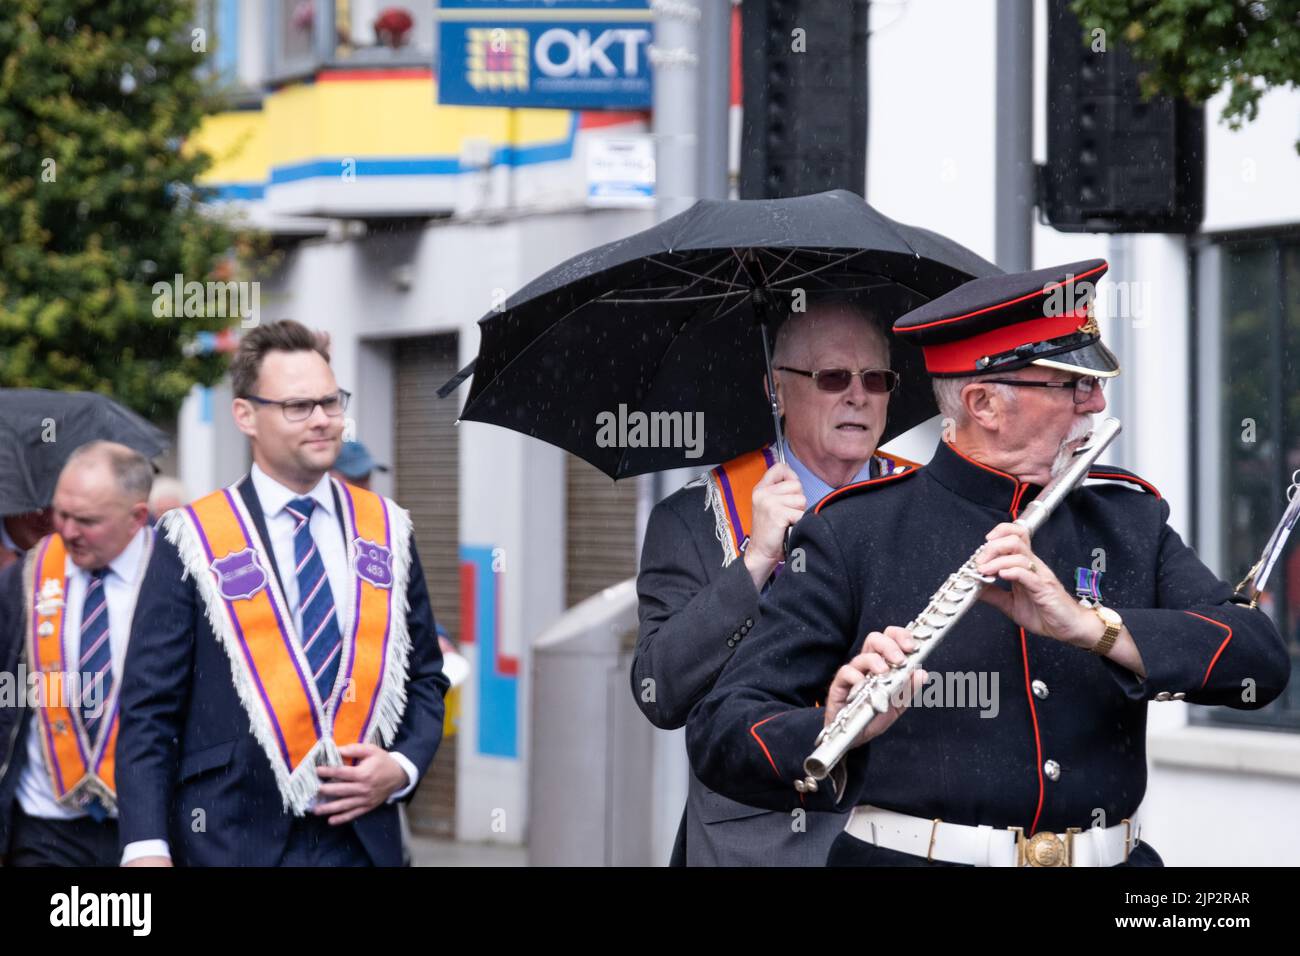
17, 526, 150, 820
121, 467, 417, 865
250, 463, 355, 643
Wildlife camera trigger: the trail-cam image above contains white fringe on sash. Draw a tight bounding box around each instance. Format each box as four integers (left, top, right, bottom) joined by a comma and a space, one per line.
690, 449, 903, 570
162, 494, 419, 814
160, 509, 318, 813
697, 472, 739, 567
362, 499, 413, 749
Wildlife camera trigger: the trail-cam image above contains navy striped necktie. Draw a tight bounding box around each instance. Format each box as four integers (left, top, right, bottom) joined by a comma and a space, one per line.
285, 497, 343, 703
79, 567, 112, 743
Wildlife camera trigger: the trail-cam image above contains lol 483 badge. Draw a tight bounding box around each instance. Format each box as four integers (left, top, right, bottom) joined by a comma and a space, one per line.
354, 539, 393, 589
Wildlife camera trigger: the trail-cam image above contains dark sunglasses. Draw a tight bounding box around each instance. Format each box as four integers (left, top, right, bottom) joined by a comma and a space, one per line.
775, 366, 900, 394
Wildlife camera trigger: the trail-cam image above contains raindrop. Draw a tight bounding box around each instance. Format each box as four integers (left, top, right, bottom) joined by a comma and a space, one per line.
120, 67, 137, 95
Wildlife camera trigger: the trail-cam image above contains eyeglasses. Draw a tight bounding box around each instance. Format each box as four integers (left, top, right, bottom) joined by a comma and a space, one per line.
244, 389, 351, 421
981, 375, 1104, 405
775, 366, 900, 394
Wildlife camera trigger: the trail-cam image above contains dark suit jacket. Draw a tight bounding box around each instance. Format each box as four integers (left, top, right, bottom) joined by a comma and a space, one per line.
634, 479, 846, 866
0, 562, 32, 857
115, 476, 448, 866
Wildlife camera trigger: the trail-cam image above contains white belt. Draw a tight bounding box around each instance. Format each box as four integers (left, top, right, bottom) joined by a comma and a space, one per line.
844, 805, 1141, 867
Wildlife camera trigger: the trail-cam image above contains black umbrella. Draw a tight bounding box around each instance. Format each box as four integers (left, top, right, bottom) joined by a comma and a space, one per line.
0, 389, 170, 514
442, 189, 999, 479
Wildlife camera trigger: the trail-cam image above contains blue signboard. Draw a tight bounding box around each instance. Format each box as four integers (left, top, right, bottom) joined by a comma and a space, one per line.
437, 1, 653, 109
440, 1, 648, 9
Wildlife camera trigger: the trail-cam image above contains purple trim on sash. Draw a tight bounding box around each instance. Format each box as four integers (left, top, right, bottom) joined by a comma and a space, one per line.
56, 552, 92, 769
715, 467, 745, 551
222, 489, 324, 744
716, 445, 775, 552
337, 483, 362, 720
32, 538, 70, 794
352, 485, 394, 743
190, 501, 291, 766
94, 692, 123, 774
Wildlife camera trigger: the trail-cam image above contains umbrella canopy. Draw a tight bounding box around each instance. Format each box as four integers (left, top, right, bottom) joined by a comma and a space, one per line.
446, 190, 999, 479
0, 389, 170, 514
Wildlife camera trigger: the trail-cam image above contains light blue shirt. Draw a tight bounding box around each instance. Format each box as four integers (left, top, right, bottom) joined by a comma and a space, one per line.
783, 441, 877, 511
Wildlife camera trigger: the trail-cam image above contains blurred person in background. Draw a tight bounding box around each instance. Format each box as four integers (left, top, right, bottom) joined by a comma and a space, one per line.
330, 441, 390, 492
148, 476, 187, 522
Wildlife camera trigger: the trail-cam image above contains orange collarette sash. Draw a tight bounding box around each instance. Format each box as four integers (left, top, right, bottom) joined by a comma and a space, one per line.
23, 533, 147, 813
159, 479, 413, 814
702, 444, 919, 565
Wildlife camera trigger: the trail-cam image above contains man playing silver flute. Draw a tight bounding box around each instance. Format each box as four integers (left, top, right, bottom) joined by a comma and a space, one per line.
687, 260, 1290, 867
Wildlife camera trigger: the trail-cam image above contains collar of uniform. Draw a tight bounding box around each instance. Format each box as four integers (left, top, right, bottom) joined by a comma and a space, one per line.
250, 463, 336, 522
782, 440, 876, 511
926, 439, 1042, 515
66, 524, 150, 586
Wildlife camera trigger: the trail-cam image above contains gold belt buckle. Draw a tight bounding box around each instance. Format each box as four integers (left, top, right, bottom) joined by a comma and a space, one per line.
1009, 826, 1081, 867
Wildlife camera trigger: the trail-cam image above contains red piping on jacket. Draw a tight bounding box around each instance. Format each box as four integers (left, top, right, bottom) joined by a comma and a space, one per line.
813, 469, 914, 515
1184, 612, 1233, 688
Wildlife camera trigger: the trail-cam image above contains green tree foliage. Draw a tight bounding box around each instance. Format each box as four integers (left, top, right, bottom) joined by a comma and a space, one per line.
0, 0, 243, 420
1073, 0, 1300, 153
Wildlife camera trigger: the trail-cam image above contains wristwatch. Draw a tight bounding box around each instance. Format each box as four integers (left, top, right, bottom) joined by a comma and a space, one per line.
1090, 604, 1123, 656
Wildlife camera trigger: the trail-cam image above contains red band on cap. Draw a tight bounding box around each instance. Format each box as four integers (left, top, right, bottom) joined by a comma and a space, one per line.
922, 309, 1088, 374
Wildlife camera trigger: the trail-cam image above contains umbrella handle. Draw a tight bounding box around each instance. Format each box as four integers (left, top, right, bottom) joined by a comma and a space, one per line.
760, 323, 786, 465
759, 321, 793, 557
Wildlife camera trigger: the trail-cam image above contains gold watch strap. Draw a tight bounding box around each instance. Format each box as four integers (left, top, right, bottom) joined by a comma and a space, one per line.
1092, 605, 1121, 656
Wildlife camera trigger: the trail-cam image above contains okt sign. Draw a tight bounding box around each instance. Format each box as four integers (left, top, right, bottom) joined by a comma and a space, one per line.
437, 1, 653, 109
534, 26, 650, 82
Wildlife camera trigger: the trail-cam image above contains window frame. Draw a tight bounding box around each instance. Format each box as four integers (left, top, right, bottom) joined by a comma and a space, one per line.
1189, 227, 1300, 732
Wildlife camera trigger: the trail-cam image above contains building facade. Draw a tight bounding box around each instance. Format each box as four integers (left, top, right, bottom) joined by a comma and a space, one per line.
181, 0, 1298, 862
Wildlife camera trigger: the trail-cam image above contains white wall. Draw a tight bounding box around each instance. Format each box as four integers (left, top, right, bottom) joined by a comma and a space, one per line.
1203, 86, 1300, 232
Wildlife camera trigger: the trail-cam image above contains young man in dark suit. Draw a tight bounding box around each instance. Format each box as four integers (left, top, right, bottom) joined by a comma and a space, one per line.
117, 320, 448, 866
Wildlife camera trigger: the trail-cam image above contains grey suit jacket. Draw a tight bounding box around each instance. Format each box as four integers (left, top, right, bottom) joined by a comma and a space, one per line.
632, 477, 845, 866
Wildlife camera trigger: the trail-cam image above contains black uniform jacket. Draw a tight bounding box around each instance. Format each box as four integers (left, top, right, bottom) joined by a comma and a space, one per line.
687, 440, 1290, 837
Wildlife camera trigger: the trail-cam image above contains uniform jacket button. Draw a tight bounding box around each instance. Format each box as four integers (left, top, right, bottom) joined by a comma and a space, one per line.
1154, 691, 1172, 701
1031, 679, 1049, 699
745, 618, 754, 627
726, 639, 735, 648
1043, 759, 1061, 782
1171, 692, 1186, 701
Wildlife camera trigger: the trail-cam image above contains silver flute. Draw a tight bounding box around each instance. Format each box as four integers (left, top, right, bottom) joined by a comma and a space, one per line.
1233, 468, 1300, 608
799, 417, 1123, 791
